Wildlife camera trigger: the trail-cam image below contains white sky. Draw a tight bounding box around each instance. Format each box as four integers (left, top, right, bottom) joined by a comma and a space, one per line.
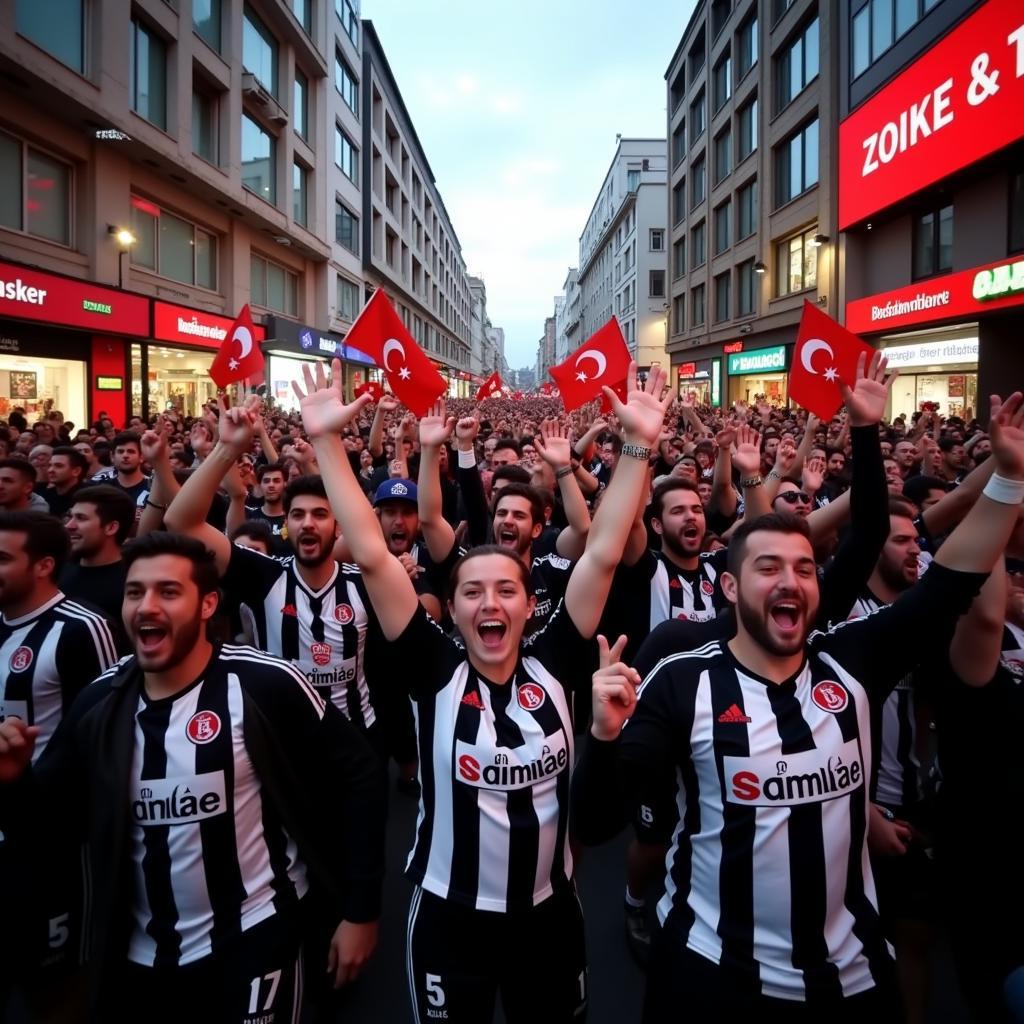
361, 0, 697, 368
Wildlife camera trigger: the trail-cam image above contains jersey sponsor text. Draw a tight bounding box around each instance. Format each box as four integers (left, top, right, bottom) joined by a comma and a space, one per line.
725, 739, 864, 807
456, 735, 569, 791
131, 771, 228, 825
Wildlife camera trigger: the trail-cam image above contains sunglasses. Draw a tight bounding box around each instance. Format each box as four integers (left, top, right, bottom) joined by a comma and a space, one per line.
778, 491, 811, 505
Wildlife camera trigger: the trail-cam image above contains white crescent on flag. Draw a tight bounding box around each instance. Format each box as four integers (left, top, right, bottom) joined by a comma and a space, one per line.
382, 338, 406, 371
800, 338, 834, 375
575, 349, 607, 380
232, 326, 253, 359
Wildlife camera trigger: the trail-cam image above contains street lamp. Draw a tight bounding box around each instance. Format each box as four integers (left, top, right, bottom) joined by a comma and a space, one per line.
108, 225, 136, 289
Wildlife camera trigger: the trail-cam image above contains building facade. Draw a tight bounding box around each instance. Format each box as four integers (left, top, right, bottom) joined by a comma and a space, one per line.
578, 138, 669, 373
837, 0, 1023, 422
555, 267, 580, 364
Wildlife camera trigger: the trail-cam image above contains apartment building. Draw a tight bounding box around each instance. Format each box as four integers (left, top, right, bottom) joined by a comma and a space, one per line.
553, 267, 580, 365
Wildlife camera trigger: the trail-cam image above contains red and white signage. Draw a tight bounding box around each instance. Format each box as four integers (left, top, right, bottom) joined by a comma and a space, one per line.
846, 255, 1024, 334
677, 362, 697, 378
0, 260, 149, 336
153, 301, 266, 350
839, 0, 1024, 229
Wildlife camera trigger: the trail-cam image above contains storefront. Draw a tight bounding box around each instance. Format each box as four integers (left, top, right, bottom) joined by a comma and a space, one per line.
142, 302, 267, 420
726, 344, 790, 407
676, 358, 722, 407
0, 259, 149, 428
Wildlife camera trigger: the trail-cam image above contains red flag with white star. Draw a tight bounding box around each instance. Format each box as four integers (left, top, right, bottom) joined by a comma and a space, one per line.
343, 290, 446, 415
476, 371, 504, 401
789, 302, 875, 420
354, 380, 385, 402
549, 317, 632, 412
599, 378, 629, 415
209, 304, 263, 388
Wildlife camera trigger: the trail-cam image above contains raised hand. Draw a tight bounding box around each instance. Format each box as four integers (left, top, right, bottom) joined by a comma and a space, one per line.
215, 393, 260, 453
291, 437, 318, 466
839, 351, 898, 427
140, 421, 169, 465
802, 455, 825, 494
715, 424, 737, 451
292, 358, 373, 439
454, 413, 480, 451
376, 395, 400, 416
732, 424, 762, 477
591, 634, 642, 741
773, 438, 798, 478
534, 418, 572, 468
419, 399, 455, 449
989, 392, 1024, 480
604, 362, 672, 448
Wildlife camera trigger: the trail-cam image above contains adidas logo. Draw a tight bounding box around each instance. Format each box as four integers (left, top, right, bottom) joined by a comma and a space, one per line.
281, 604, 298, 617
460, 691, 485, 710
718, 703, 751, 724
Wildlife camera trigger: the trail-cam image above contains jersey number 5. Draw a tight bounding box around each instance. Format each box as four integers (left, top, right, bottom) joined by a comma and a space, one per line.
426, 973, 446, 1008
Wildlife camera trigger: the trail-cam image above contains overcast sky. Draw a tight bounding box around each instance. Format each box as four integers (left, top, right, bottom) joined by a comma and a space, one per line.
361, 0, 697, 369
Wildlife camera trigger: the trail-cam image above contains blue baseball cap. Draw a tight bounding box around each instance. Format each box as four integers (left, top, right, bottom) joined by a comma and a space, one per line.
373, 478, 418, 506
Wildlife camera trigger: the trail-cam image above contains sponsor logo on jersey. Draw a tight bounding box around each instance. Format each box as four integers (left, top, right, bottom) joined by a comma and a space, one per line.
304, 661, 356, 689
811, 680, 849, 714
717, 703, 751, 724
8, 646, 32, 672
725, 739, 863, 806
701, 580, 714, 596
545, 555, 571, 571
676, 609, 717, 623
311, 642, 332, 666
456, 735, 568, 791
1001, 655, 1023, 679
517, 681, 546, 711
281, 603, 298, 617
334, 603, 354, 625
131, 771, 227, 825
532, 598, 552, 619
186, 710, 221, 744
460, 690, 485, 710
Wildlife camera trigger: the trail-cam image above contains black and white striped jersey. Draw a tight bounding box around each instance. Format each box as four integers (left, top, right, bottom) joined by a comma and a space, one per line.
528, 554, 573, 637
223, 545, 375, 728
392, 601, 590, 912
0, 593, 117, 761
1001, 621, 1024, 681
126, 645, 321, 967
572, 562, 986, 1002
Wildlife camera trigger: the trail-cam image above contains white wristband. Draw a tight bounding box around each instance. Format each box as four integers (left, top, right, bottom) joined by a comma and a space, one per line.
982, 473, 1024, 505
457, 448, 478, 469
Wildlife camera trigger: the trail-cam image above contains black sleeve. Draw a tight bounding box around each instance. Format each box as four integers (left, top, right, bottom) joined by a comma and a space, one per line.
455, 461, 490, 548
811, 562, 989, 701
221, 541, 289, 592
522, 598, 596, 694
388, 604, 466, 699
54, 614, 118, 711
816, 425, 890, 627
633, 614, 734, 681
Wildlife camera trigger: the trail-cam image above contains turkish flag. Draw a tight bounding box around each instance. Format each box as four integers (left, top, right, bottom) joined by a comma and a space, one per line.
599, 378, 629, 415
476, 371, 503, 401
210, 305, 263, 389
549, 317, 632, 412
512, 390, 524, 400
354, 380, 385, 402
789, 302, 875, 420
343, 290, 446, 415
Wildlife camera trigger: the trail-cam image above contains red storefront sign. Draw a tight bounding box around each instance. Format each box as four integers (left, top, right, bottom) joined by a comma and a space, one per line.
845, 255, 1024, 333
677, 362, 697, 377
723, 341, 743, 354
153, 301, 266, 350
0, 260, 149, 335
839, 0, 1024, 229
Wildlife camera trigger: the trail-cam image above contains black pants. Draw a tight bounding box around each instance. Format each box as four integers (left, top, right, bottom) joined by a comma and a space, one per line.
407, 885, 587, 1023
644, 935, 900, 1024
105, 909, 305, 1024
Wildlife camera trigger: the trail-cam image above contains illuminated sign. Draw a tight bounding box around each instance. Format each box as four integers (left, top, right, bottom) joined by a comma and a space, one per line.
880, 337, 978, 368
96, 375, 124, 390
723, 341, 743, 353
972, 258, 1024, 301
711, 358, 721, 407
728, 346, 787, 375
677, 362, 697, 377
153, 301, 266, 350
839, 0, 1024, 229
82, 299, 112, 315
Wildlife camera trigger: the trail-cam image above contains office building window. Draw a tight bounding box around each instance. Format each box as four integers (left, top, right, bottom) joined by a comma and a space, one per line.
690, 90, 706, 147
852, 0, 937, 78
776, 17, 819, 111
673, 238, 686, 279
692, 220, 707, 267
336, 51, 358, 115
737, 259, 756, 315
713, 50, 732, 112
712, 0, 732, 38
130, 19, 167, 130
692, 154, 706, 207
714, 200, 731, 255
242, 114, 276, 203
737, 97, 758, 162
737, 178, 757, 239
673, 181, 686, 225
776, 226, 818, 295
291, 0, 312, 34
192, 82, 219, 163
714, 126, 731, 186
692, 283, 706, 326
689, 33, 706, 77
294, 70, 308, 140
15, 0, 84, 72
194, 0, 221, 52
335, 126, 358, 184
627, 169, 640, 191
650, 229, 665, 251
650, 270, 666, 298
1011, 171, 1024, 254
0, 133, 73, 246
775, 119, 818, 207
673, 295, 685, 333
714, 272, 731, 322
912, 204, 953, 280
337, 0, 358, 45
737, 13, 758, 79
337, 275, 360, 320
251, 254, 298, 316
336, 199, 359, 254
670, 68, 686, 112
243, 6, 278, 97
293, 162, 307, 227
672, 123, 686, 168
130, 199, 217, 290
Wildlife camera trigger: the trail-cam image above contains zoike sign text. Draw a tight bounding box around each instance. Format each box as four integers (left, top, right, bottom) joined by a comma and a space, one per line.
839, 0, 1024, 230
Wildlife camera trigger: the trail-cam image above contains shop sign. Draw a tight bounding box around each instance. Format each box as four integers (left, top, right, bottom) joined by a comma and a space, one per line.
711, 358, 721, 407
677, 362, 697, 378
728, 346, 787, 375
880, 336, 979, 368
154, 301, 266, 349
723, 341, 744, 354
96, 375, 124, 390
846, 255, 1024, 333
839, 0, 1024, 229
0, 260, 149, 336
264, 316, 374, 366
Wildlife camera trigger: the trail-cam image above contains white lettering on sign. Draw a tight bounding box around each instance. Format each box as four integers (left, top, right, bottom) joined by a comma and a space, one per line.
870, 290, 951, 323
880, 337, 978, 369
0, 278, 48, 306
176, 316, 226, 341
862, 78, 954, 177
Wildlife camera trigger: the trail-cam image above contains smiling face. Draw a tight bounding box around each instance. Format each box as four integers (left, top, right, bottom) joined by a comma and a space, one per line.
492, 494, 541, 557
286, 494, 337, 567
653, 485, 706, 560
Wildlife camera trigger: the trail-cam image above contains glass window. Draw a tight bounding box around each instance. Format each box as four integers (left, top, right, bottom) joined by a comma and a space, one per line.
335, 126, 358, 184
895, 0, 917, 37
294, 70, 308, 140
777, 17, 818, 110
670, 69, 686, 113
336, 199, 359, 254
714, 272, 731, 322
854, 0, 930, 78
16, 0, 84, 72
692, 283, 706, 326
161, 213, 196, 284
692, 220, 706, 267
853, 7, 870, 77
1011, 171, 1024, 254
913, 204, 953, 279
673, 295, 685, 333
194, 0, 221, 52
673, 181, 686, 224
737, 178, 757, 238
650, 229, 665, 251
714, 127, 731, 185
130, 203, 218, 290
252, 254, 298, 316
338, 275, 359, 320
690, 90, 706, 147
775, 119, 818, 207
0, 134, 22, 232
692, 154, 706, 207
195, 229, 216, 290
131, 200, 158, 269
714, 200, 731, 255
713, 51, 732, 112
192, 85, 218, 163
737, 14, 758, 79
24, 149, 70, 245
738, 259, 756, 315
872, 0, 894, 59
738, 97, 757, 161
293, 162, 307, 227
337, 0, 358, 45
242, 114, 276, 203
130, 19, 167, 130
650, 270, 666, 298
292, 0, 312, 34
336, 51, 359, 115
627, 169, 640, 191
776, 227, 818, 295
243, 6, 278, 97
672, 123, 686, 168
673, 238, 686, 279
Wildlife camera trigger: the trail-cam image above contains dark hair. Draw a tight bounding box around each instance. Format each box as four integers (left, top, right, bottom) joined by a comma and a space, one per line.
230, 520, 274, 548
493, 439, 521, 457
0, 511, 70, 578
650, 478, 701, 520
598, 433, 623, 453
492, 482, 543, 527
492, 465, 531, 487
448, 544, 534, 598
257, 461, 286, 482
902, 475, 948, 507
51, 445, 88, 478
888, 496, 918, 520
0, 457, 36, 484
726, 512, 811, 578
826, 446, 846, 461
72, 485, 137, 545
111, 431, 141, 452
122, 531, 219, 596
938, 437, 962, 453
283, 474, 330, 514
